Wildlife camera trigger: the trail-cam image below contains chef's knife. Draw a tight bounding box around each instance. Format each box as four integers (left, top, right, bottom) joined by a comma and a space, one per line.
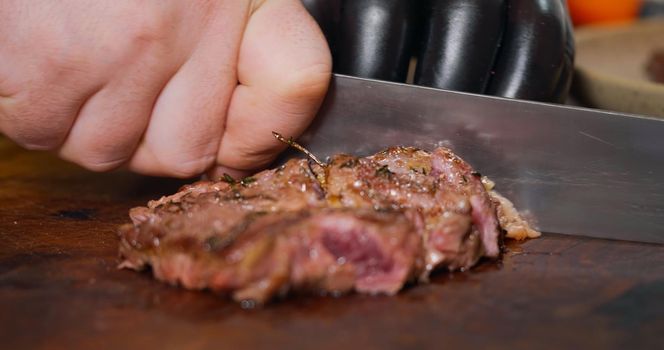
288, 74, 664, 244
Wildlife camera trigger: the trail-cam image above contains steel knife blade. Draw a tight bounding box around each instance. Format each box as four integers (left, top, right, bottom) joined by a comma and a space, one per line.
286, 74, 664, 244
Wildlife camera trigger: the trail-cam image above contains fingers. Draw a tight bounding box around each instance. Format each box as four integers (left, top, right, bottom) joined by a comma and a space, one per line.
58, 39, 182, 171
2, 0, 330, 179
128, 3, 251, 178
0, 31, 100, 151
0, 1, 185, 170
0, 1, 165, 154
214, 0, 331, 174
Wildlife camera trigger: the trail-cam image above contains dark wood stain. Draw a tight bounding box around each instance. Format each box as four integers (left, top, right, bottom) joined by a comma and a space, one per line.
0, 137, 662, 350
54, 208, 97, 220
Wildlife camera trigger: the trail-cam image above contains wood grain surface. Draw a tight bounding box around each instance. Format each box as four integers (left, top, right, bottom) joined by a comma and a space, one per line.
1, 137, 662, 350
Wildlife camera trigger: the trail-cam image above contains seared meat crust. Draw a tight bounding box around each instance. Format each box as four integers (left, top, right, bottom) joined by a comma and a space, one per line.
119, 147, 538, 303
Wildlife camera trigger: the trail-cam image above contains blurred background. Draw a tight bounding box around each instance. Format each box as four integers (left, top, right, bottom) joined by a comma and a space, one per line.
568, 0, 664, 117
569, 0, 664, 26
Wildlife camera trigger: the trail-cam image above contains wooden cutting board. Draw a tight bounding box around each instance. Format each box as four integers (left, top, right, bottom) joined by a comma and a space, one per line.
1, 137, 662, 350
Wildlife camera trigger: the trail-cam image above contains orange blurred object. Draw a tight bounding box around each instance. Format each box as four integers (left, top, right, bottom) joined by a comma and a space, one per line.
568, 0, 642, 26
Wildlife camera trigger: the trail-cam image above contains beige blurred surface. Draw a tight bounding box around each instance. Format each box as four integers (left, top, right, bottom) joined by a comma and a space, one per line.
573, 19, 664, 117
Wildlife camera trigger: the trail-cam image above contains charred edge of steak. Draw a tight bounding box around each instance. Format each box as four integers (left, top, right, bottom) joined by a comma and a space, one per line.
429, 148, 502, 258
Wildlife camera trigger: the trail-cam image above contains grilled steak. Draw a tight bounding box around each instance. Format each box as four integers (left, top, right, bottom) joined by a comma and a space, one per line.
118, 147, 539, 304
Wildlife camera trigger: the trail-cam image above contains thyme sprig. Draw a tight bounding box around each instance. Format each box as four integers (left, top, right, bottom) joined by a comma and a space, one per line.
221, 173, 256, 187
272, 131, 326, 168
273, 131, 328, 190
221, 173, 236, 185
240, 176, 256, 186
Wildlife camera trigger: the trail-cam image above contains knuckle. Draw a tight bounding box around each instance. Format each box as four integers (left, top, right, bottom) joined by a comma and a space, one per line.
61, 133, 139, 172
163, 154, 216, 178
124, 6, 170, 47
132, 138, 219, 178
35, 30, 90, 76
1, 115, 67, 151
15, 137, 63, 151
76, 156, 127, 172
21, 139, 62, 151
1, 93, 75, 150
273, 61, 332, 101
218, 141, 277, 171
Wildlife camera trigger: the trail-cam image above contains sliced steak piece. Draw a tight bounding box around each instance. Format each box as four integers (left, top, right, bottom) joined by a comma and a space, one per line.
118, 146, 538, 304
324, 146, 499, 272
119, 209, 422, 303
428, 148, 501, 258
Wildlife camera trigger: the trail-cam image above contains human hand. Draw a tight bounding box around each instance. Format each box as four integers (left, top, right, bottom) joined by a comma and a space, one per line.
0, 0, 332, 178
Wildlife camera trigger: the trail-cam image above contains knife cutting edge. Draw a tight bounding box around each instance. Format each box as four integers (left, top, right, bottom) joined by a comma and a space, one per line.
283, 74, 664, 244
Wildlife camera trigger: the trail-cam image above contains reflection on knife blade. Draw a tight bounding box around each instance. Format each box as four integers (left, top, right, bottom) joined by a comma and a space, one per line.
287, 74, 664, 244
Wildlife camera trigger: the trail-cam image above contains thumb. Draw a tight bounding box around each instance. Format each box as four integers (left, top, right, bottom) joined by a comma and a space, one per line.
215, 0, 332, 174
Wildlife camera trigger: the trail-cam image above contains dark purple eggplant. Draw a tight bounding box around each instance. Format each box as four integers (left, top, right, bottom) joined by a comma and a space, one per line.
335, 0, 419, 82
485, 0, 574, 102
414, 0, 506, 94
551, 4, 575, 103
301, 0, 574, 103
301, 0, 341, 57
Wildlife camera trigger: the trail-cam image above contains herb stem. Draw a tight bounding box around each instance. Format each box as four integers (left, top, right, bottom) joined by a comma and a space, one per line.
272, 131, 326, 168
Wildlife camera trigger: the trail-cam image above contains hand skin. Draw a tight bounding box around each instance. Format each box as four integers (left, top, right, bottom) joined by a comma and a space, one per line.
0, 0, 332, 178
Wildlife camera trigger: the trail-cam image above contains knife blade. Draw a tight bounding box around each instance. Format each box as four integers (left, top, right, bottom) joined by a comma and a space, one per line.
286, 74, 664, 244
